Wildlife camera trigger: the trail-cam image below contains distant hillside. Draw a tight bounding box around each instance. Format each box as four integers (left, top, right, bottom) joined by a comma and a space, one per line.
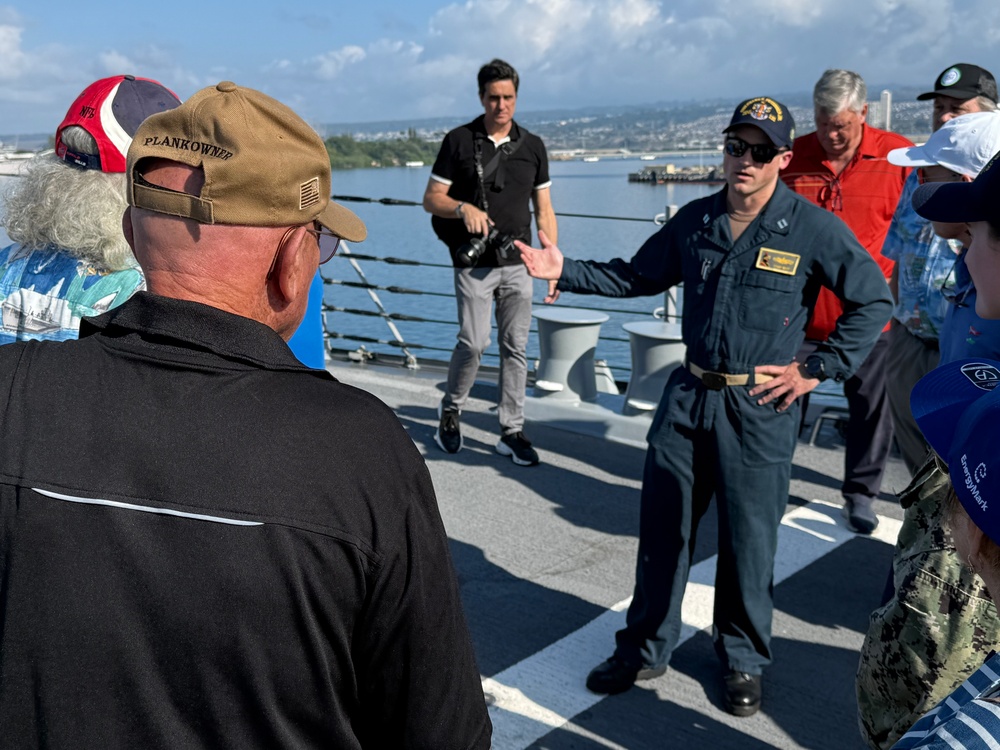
322, 84, 935, 158
324, 129, 440, 169
7, 87, 938, 172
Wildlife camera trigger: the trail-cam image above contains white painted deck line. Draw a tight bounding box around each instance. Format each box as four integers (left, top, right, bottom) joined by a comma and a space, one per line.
483, 499, 902, 749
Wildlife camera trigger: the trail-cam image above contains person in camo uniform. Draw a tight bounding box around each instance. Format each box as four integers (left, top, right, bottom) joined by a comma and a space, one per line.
856, 113, 1000, 750
858, 459, 998, 749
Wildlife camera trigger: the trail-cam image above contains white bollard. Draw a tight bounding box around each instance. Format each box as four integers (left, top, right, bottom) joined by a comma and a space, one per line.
621, 321, 686, 415
532, 308, 610, 404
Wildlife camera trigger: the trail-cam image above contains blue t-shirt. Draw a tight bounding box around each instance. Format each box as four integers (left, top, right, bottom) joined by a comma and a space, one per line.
286, 271, 326, 369
939, 249, 1000, 363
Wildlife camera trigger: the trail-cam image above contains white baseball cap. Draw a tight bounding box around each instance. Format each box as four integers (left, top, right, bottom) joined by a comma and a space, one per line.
888, 111, 1000, 177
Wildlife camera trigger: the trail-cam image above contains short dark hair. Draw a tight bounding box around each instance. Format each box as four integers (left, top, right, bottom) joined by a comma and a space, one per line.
478, 59, 519, 98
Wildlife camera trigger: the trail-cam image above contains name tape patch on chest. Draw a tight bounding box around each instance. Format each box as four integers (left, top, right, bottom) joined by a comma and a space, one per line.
755, 248, 800, 275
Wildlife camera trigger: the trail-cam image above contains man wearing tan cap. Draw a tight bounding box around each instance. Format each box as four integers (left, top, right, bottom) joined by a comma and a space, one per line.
0, 82, 491, 749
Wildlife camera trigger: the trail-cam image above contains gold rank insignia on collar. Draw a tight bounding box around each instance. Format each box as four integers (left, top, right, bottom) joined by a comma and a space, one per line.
755, 248, 800, 276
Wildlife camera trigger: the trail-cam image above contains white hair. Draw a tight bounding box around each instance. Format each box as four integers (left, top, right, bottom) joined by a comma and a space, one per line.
2, 136, 136, 272
814, 69, 867, 116
976, 95, 998, 112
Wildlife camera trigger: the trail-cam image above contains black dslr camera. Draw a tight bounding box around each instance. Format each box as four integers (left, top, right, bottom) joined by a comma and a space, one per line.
456, 228, 516, 267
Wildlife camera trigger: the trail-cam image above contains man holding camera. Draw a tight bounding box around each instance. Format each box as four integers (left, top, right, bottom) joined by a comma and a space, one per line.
423, 58, 557, 466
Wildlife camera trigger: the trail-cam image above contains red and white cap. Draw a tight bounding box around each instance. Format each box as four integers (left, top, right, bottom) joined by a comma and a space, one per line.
55, 75, 181, 173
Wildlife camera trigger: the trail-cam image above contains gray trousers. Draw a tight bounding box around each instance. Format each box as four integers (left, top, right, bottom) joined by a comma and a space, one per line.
442, 264, 533, 435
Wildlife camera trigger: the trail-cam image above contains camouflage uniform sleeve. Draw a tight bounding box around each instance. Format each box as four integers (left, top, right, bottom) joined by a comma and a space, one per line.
856, 459, 1000, 749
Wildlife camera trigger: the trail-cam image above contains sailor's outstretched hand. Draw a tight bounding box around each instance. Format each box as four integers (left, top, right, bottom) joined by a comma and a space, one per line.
545, 280, 560, 304
516, 230, 564, 283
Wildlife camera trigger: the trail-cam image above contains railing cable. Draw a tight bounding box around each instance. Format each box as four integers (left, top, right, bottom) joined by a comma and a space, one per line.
332, 194, 659, 224
326, 195, 680, 372
336, 242, 418, 368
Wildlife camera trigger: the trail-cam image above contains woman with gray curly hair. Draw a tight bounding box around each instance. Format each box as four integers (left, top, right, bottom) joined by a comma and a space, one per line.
0, 75, 179, 343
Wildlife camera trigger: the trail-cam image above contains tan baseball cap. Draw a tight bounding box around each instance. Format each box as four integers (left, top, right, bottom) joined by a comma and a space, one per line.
126, 81, 366, 243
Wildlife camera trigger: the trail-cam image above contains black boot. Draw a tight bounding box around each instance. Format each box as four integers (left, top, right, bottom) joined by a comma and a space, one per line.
723, 670, 762, 716
586, 656, 666, 695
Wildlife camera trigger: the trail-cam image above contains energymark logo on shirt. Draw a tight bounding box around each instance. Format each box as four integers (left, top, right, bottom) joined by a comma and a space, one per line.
755, 248, 800, 276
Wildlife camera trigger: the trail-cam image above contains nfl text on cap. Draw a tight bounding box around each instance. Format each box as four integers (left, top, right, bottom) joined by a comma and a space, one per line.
55, 75, 181, 173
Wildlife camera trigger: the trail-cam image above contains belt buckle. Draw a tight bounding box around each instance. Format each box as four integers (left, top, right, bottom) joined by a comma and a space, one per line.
701, 371, 726, 390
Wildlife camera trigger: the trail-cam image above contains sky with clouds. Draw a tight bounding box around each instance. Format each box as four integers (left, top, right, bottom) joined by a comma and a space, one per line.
1, 0, 999, 135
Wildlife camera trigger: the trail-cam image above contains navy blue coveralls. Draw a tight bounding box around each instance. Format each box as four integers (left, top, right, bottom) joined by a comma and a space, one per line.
559, 180, 892, 674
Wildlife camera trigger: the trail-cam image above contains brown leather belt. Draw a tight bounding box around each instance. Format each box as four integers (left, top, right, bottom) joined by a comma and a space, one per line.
688, 362, 775, 391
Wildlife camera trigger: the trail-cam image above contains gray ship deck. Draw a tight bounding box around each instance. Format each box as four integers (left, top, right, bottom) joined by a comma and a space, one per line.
329, 360, 910, 750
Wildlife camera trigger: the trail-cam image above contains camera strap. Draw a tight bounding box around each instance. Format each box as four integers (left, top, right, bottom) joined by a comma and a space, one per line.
473, 138, 491, 216
474, 134, 524, 214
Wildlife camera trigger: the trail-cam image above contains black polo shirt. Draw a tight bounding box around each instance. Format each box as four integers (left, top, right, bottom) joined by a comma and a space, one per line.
431, 115, 551, 267
0, 293, 491, 749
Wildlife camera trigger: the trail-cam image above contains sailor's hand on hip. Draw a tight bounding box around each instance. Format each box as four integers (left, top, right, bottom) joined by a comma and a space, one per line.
749, 362, 820, 412
516, 229, 564, 282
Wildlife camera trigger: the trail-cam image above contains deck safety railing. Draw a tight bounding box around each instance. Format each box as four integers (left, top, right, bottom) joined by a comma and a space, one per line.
320, 195, 680, 382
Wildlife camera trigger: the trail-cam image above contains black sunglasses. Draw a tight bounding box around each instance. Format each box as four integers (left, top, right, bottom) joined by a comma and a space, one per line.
724, 137, 785, 164
305, 222, 342, 264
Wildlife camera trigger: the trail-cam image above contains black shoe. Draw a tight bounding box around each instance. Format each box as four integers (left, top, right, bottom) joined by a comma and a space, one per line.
843, 495, 879, 534
723, 670, 762, 716
496, 431, 540, 466
435, 406, 463, 454
586, 656, 665, 695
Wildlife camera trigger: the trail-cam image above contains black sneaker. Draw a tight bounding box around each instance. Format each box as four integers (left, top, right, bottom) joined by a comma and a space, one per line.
496, 431, 539, 466
435, 406, 463, 454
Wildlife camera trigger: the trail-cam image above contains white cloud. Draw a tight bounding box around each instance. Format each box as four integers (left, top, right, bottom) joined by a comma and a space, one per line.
3, 0, 1000, 132
0, 13, 208, 132
313, 46, 367, 80
0, 23, 28, 80
735, 0, 827, 27
98, 50, 134, 75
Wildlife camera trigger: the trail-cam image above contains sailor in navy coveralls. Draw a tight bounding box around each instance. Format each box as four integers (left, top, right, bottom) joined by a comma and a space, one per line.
518, 97, 892, 715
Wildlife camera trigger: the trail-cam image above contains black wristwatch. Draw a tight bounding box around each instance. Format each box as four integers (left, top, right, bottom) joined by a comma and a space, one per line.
802, 355, 828, 382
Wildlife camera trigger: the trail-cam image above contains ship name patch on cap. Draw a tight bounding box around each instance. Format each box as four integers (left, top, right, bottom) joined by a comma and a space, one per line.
755, 248, 800, 276
739, 97, 785, 123
961, 361, 1000, 391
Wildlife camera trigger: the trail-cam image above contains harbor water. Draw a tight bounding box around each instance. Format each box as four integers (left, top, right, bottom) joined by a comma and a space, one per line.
0, 155, 719, 380
320, 155, 717, 379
